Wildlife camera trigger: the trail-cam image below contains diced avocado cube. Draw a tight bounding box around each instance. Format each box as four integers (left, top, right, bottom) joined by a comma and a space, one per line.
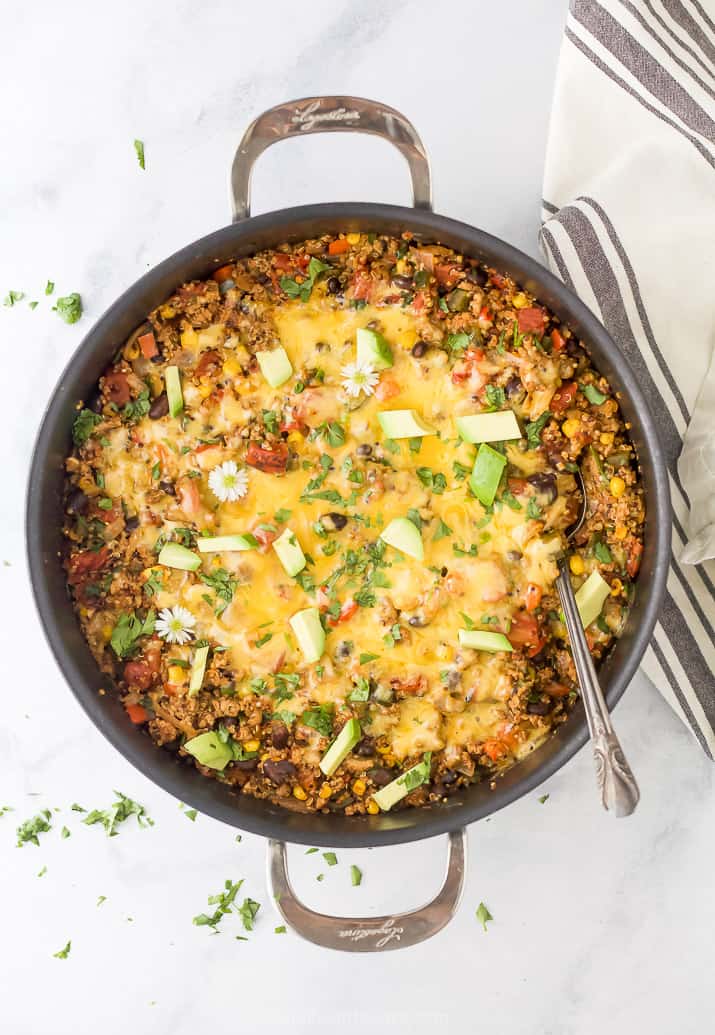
196, 534, 258, 553
458, 629, 513, 652
356, 327, 393, 370
380, 516, 424, 561
456, 411, 521, 444
575, 570, 611, 628
183, 731, 232, 770
470, 443, 507, 507
256, 346, 293, 388
273, 528, 306, 576
158, 542, 201, 571
377, 409, 436, 439
165, 366, 184, 418
188, 644, 210, 696
319, 718, 361, 776
289, 607, 325, 664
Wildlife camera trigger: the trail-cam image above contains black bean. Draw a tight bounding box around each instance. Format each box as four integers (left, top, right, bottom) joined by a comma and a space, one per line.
271, 723, 290, 749
527, 472, 557, 502
527, 699, 554, 716
124, 514, 140, 531
368, 767, 395, 787
263, 759, 297, 784
159, 480, 176, 496
392, 274, 413, 290
408, 615, 427, 628
434, 770, 459, 797
565, 338, 584, 360
88, 393, 104, 414
327, 276, 341, 295
356, 443, 372, 458
505, 375, 524, 400
467, 267, 488, 287
322, 512, 348, 531
66, 489, 88, 515
149, 393, 169, 419
354, 736, 375, 758
233, 757, 259, 771
411, 340, 428, 358
335, 640, 352, 661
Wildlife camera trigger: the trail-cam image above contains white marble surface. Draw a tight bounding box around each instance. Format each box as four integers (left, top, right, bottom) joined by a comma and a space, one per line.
1, 1, 713, 1032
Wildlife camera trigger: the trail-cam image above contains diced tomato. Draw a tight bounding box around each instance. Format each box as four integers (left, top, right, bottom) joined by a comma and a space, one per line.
508, 612, 546, 657
550, 328, 565, 353
254, 525, 279, 551
295, 253, 311, 271
212, 264, 235, 283
434, 263, 461, 289
375, 378, 401, 402
177, 479, 202, 518
544, 681, 572, 697
124, 660, 154, 692
507, 477, 529, 496
411, 291, 426, 312
328, 238, 349, 255
89, 499, 122, 525
273, 254, 293, 272
67, 546, 111, 586
490, 272, 507, 289
390, 673, 427, 694
482, 739, 510, 762
327, 598, 358, 627
245, 441, 289, 474
550, 381, 578, 413
451, 348, 487, 387
125, 702, 149, 724
478, 306, 493, 324
517, 307, 547, 334
103, 371, 131, 407
352, 271, 372, 301
627, 540, 643, 578
137, 331, 158, 359
524, 583, 543, 612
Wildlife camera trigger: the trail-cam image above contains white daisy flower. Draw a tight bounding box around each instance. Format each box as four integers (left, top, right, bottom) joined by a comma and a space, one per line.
155, 606, 196, 645
340, 360, 379, 398
208, 460, 248, 503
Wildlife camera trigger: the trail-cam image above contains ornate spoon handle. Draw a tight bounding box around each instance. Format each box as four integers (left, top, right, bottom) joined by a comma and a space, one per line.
556, 558, 640, 817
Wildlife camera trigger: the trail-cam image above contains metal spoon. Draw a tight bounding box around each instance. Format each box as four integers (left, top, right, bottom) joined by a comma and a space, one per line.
554, 468, 640, 817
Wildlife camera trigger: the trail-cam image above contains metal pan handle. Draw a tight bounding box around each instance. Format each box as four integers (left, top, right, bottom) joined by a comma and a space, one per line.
267, 828, 466, 952
230, 95, 432, 221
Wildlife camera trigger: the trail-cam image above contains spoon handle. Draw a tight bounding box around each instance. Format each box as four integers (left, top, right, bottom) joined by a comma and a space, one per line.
556, 559, 640, 817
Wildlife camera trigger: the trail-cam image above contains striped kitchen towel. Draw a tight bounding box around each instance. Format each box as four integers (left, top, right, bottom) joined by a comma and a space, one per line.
541, 0, 715, 755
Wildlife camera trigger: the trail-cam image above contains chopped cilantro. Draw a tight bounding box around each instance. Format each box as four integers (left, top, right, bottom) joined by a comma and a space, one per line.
53, 940, 72, 960
301, 704, 334, 738
122, 388, 151, 423
350, 865, 362, 887
274, 925, 287, 934
500, 490, 522, 511
433, 517, 453, 541
193, 878, 243, 931
83, 791, 154, 836
538, 794, 549, 804
349, 677, 371, 702
238, 897, 261, 931
594, 540, 613, 564
445, 332, 471, 352
199, 569, 237, 614
476, 901, 493, 931
305, 847, 319, 855
452, 460, 471, 482
274, 508, 292, 524
359, 652, 380, 665
45, 280, 54, 295
280, 257, 331, 302
399, 752, 432, 792
323, 852, 338, 867
416, 467, 447, 494
72, 408, 102, 447
525, 411, 551, 450
16, 810, 52, 847
53, 292, 83, 324
110, 610, 156, 659
485, 384, 506, 410
527, 497, 542, 520
3, 289, 24, 307
133, 139, 145, 169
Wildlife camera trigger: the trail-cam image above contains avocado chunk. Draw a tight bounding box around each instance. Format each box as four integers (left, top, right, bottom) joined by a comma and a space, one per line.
380, 516, 424, 561
458, 629, 514, 653
256, 346, 292, 388
158, 542, 201, 571
356, 327, 393, 370
470, 443, 507, 507
273, 527, 306, 576
319, 718, 362, 776
183, 731, 232, 770
377, 409, 436, 439
289, 607, 325, 663
575, 570, 611, 628
188, 644, 210, 696
456, 410, 521, 444
196, 534, 258, 553
372, 753, 432, 811
165, 366, 184, 418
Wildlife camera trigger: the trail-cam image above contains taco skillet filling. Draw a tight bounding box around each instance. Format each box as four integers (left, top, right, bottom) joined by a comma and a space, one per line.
63, 232, 644, 815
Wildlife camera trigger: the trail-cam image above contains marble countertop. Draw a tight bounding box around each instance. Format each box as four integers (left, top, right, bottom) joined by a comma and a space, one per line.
2, 1, 713, 1032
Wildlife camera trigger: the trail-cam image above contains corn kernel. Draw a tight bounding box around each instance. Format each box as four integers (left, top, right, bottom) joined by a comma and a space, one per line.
223, 357, 241, 378
168, 665, 187, 684
569, 554, 585, 576
346, 233, 361, 245
352, 779, 367, 797
367, 800, 380, 815
376, 743, 391, 754
197, 380, 213, 399
292, 786, 307, 801
512, 291, 529, 308
101, 624, 113, 642
124, 340, 140, 361
599, 431, 615, 447
562, 418, 580, 439
287, 431, 302, 445
610, 578, 623, 597
260, 752, 270, 762
243, 739, 260, 753
318, 784, 333, 800
614, 524, 628, 541
609, 476, 626, 498
142, 566, 160, 582
160, 304, 176, 319
395, 258, 408, 275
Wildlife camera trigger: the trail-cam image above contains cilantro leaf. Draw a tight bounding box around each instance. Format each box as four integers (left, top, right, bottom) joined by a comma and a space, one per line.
525, 410, 551, 449
53, 292, 83, 324
72, 408, 102, 446
476, 901, 493, 931
16, 810, 52, 847
110, 610, 155, 659
300, 704, 334, 738
83, 791, 153, 837
134, 139, 145, 170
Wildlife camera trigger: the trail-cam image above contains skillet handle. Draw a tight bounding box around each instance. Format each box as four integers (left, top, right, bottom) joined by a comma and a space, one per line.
267, 828, 466, 952
231, 95, 432, 221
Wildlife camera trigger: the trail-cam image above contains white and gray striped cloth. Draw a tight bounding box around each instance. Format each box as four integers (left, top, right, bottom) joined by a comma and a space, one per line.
541, 0, 715, 755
